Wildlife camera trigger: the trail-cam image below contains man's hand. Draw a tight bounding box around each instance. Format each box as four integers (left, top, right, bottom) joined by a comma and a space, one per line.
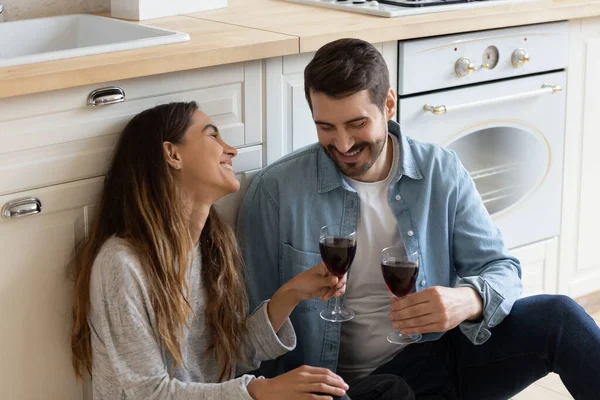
388, 286, 483, 335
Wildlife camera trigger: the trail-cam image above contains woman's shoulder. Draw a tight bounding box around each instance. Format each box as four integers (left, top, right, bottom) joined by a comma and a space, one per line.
90, 236, 150, 303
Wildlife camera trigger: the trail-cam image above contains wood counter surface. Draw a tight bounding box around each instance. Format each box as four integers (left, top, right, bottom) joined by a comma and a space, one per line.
1, 0, 599, 99
192, 0, 600, 52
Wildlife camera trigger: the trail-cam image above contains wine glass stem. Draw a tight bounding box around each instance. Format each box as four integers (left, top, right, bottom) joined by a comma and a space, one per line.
333, 296, 342, 314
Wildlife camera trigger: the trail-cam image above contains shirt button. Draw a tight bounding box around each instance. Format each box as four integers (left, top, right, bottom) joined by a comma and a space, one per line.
395, 194, 401, 201
420, 280, 426, 286
407, 230, 414, 236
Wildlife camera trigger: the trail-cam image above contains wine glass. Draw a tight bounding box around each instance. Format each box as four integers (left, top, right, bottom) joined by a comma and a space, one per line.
319, 224, 357, 323
381, 246, 422, 344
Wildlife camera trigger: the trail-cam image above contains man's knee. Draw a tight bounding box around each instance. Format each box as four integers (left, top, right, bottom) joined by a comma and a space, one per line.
520, 294, 583, 319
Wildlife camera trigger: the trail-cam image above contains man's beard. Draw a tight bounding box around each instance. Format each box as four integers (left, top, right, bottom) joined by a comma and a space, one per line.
325, 136, 386, 178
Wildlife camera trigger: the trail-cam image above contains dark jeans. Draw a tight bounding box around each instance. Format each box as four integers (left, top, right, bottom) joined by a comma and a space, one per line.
333, 374, 415, 400
345, 295, 600, 400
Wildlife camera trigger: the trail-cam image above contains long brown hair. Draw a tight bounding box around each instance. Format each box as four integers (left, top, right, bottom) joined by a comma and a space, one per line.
71, 102, 248, 382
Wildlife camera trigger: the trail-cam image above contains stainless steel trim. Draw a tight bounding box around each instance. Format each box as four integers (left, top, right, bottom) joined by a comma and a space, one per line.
2, 197, 42, 219
423, 83, 562, 115
87, 87, 126, 107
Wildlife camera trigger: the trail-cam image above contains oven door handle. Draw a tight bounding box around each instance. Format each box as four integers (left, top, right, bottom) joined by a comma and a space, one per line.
423, 83, 562, 115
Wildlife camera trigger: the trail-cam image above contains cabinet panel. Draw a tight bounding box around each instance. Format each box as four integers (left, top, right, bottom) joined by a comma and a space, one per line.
0, 63, 245, 123
1, 83, 245, 156
576, 37, 600, 278
0, 134, 117, 196
290, 78, 318, 151
559, 19, 600, 298
0, 62, 263, 195
233, 145, 263, 173
510, 237, 558, 297
244, 61, 263, 145
0, 177, 103, 400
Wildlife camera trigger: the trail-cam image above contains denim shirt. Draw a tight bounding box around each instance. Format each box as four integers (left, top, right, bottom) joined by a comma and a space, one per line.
237, 120, 522, 376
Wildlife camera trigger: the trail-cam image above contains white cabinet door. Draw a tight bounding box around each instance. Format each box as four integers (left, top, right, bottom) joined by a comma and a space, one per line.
510, 238, 558, 297
0, 177, 103, 400
265, 42, 398, 164
559, 18, 600, 298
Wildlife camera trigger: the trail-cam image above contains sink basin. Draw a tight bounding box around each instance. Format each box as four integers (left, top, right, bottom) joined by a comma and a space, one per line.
0, 14, 190, 68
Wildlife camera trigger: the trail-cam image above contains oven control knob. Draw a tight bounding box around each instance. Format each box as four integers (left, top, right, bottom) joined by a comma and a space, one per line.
455, 57, 477, 77
512, 48, 530, 68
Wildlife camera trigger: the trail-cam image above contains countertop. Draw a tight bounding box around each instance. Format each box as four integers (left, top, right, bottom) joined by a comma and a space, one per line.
1, 0, 600, 99
196, 0, 600, 52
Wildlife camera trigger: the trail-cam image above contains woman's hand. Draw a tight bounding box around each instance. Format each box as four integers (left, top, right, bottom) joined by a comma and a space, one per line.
247, 365, 349, 400
267, 264, 347, 333
287, 263, 347, 303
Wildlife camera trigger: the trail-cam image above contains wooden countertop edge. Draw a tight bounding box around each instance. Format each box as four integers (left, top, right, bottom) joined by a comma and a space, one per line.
0, 28, 298, 99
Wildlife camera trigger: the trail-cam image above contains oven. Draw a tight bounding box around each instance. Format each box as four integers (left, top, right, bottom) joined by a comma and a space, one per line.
397, 21, 569, 250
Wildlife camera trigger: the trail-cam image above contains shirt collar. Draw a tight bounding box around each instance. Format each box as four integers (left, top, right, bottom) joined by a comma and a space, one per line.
317, 120, 423, 194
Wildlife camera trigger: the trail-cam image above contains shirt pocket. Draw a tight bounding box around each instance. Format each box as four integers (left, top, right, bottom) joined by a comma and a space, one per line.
280, 243, 322, 313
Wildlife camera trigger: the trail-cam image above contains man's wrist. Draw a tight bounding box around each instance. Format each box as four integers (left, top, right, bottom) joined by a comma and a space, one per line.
461, 286, 484, 321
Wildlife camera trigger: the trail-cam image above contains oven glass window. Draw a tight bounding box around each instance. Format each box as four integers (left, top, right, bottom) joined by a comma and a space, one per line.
447, 126, 548, 216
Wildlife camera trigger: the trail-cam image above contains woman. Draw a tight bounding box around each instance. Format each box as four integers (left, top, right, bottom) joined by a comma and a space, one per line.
70, 102, 349, 399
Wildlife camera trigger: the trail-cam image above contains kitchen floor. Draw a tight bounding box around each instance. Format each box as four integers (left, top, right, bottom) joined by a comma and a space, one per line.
512, 292, 600, 399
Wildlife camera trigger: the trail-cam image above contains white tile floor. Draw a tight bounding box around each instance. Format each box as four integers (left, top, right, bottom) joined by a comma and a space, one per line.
513, 373, 573, 400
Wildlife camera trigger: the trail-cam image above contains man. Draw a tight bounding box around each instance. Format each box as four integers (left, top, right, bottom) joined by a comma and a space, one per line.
238, 38, 600, 399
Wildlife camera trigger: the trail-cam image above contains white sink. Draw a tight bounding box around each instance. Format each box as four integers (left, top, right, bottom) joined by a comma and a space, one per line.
0, 14, 190, 68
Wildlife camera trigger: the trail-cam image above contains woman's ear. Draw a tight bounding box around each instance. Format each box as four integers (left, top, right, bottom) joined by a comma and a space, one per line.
385, 88, 397, 121
163, 142, 182, 170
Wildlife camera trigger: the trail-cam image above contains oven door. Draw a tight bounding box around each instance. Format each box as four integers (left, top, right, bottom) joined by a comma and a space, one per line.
398, 71, 566, 249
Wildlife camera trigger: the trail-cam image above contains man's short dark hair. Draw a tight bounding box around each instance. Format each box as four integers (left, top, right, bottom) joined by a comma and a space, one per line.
304, 38, 390, 112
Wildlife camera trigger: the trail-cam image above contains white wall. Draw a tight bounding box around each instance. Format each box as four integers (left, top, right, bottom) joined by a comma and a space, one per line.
1, 0, 109, 21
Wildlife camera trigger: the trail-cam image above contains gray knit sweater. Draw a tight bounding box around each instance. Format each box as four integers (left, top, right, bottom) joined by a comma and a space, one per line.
88, 237, 296, 399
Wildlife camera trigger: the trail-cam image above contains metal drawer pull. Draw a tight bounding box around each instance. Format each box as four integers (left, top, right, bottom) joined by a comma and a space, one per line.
2, 197, 42, 219
87, 87, 126, 107
423, 84, 562, 115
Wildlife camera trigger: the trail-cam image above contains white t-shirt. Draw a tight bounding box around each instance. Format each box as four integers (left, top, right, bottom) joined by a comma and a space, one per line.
337, 134, 407, 382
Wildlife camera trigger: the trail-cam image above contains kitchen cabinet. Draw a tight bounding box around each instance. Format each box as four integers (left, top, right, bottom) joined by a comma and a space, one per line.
510, 238, 559, 297
0, 61, 263, 196
0, 177, 103, 400
0, 60, 263, 400
558, 18, 600, 298
265, 42, 398, 164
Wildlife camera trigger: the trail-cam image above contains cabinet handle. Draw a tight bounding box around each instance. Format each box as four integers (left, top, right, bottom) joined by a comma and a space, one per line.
87, 87, 126, 107
2, 197, 42, 219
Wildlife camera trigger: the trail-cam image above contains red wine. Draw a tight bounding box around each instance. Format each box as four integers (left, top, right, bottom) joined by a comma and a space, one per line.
319, 238, 356, 277
381, 260, 419, 298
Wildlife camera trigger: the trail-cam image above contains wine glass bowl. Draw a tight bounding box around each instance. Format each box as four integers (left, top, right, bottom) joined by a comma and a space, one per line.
381, 246, 422, 344
319, 224, 356, 323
